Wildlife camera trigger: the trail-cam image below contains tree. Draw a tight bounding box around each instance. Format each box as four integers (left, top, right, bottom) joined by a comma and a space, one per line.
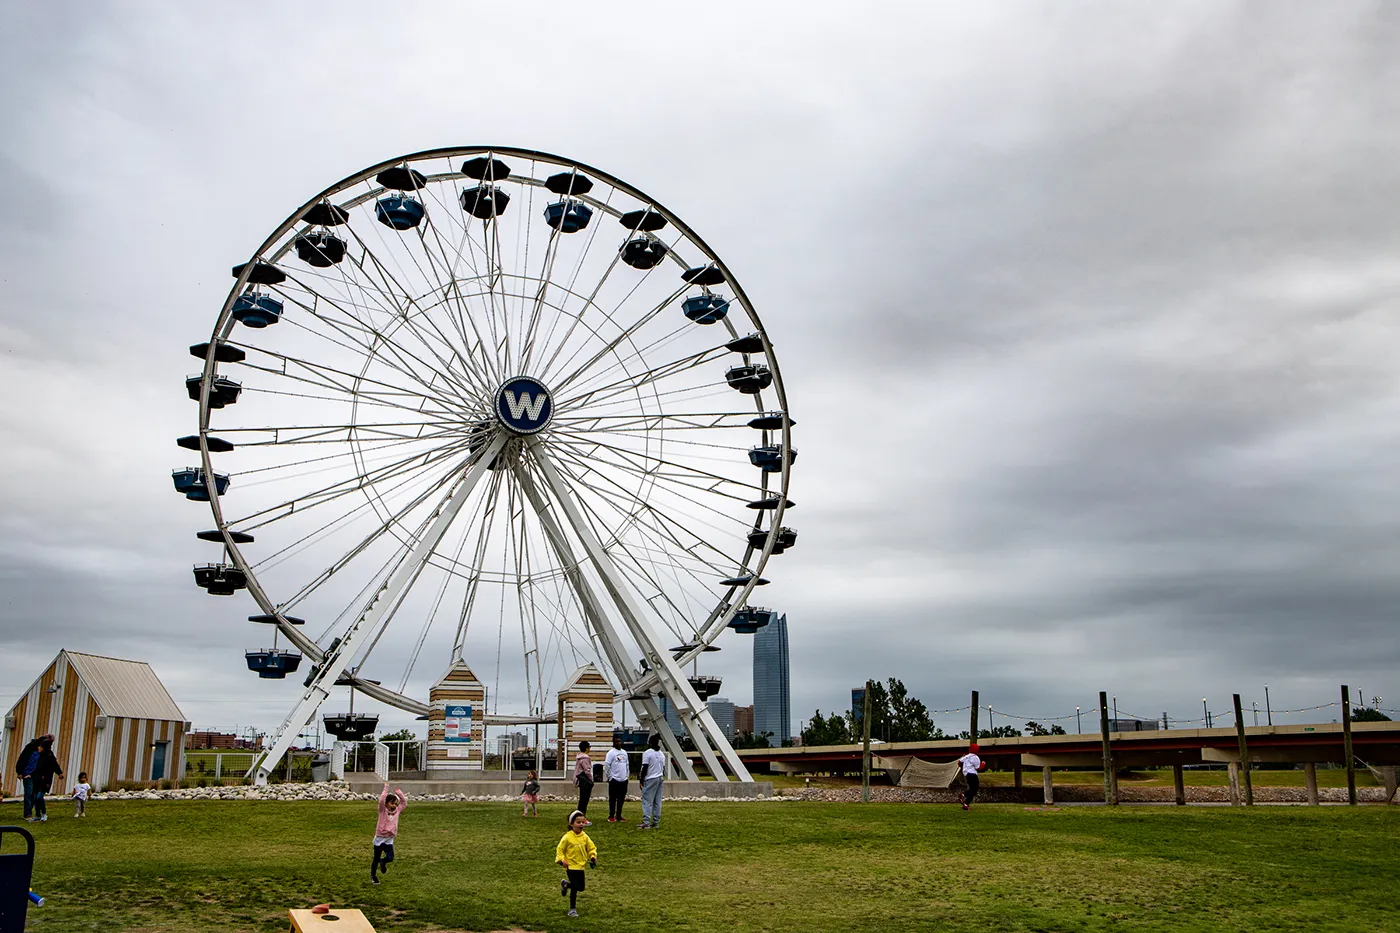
378, 728, 417, 742
1352, 707, 1392, 723
958, 726, 1021, 739
801, 710, 851, 746
887, 679, 943, 741
733, 731, 773, 749
1024, 721, 1067, 736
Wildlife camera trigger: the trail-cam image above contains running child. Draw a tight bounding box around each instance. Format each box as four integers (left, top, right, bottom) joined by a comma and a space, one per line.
957, 743, 987, 810
371, 782, 407, 884
521, 769, 541, 817
556, 809, 597, 918
71, 772, 91, 818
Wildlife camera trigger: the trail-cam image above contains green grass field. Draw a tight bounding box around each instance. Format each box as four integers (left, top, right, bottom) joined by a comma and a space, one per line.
11, 798, 1399, 933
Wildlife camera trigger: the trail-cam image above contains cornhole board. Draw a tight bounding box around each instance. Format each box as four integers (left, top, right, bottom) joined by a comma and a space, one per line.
289, 907, 377, 932
0, 826, 37, 933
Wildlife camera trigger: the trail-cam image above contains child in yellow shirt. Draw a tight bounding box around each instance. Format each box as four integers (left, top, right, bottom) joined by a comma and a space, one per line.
555, 809, 597, 917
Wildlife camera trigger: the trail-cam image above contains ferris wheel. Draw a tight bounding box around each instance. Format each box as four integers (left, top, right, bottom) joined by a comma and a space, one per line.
176, 148, 795, 784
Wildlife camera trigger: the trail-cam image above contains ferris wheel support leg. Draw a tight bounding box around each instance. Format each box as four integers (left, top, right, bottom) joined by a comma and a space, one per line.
510, 461, 699, 782
250, 437, 508, 785
527, 441, 751, 781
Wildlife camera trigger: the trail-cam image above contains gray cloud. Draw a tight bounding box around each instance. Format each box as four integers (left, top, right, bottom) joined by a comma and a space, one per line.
3, 2, 1397, 745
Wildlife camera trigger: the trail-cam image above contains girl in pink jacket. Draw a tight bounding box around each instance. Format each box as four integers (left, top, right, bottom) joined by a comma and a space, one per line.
371, 783, 406, 884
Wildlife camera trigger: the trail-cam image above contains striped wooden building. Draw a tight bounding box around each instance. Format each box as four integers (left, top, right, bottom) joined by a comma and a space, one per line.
1, 651, 188, 794
556, 664, 614, 769
426, 659, 486, 775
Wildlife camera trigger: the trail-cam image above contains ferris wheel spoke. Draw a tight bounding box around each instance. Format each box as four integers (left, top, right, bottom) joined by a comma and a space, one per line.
528, 453, 696, 644
449, 469, 509, 657
553, 431, 769, 498
557, 346, 728, 413
547, 442, 745, 572
546, 280, 691, 394
338, 231, 496, 400
224, 436, 475, 532
229, 343, 470, 418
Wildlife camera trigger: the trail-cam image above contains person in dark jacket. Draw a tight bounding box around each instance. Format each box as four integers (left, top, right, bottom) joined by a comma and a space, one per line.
17, 734, 62, 823
14, 735, 46, 821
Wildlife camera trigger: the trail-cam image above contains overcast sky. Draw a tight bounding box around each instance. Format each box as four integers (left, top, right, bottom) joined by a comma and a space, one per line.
3, 2, 1398, 745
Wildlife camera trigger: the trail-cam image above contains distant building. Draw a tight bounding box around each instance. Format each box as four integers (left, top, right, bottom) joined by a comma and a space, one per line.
185, 731, 239, 750
1109, 719, 1160, 733
656, 694, 686, 738
733, 705, 754, 737
707, 697, 736, 740
753, 613, 791, 745
851, 686, 866, 729
1, 650, 188, 793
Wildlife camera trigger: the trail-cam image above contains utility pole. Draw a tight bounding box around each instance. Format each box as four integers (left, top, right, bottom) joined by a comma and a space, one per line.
1099, 691, 1115, 805
1264, 684, 1272, 726
861, 680, 873, 803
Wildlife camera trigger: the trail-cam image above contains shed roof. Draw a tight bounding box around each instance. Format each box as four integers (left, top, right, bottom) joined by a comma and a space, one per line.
63, 651, 186, 722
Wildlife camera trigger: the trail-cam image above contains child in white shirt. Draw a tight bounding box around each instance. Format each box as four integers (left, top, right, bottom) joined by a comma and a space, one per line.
71, 771, 92, 818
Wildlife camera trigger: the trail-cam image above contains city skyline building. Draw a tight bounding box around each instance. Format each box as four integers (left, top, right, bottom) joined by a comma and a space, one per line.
753, 613, 791, 745
733, 705, 754, 737
707, 696, 736, 740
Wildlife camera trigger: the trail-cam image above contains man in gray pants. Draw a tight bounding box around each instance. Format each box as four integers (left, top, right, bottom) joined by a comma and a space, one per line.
638, 734, 666, 830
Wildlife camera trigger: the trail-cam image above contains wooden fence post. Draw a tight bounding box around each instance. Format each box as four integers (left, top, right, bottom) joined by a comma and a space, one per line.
1304, 762, 1319, 805
1043, 766, 1054, 806
1342, 685, 1356, 806
861, 680, 872, 803
1099, 691, 1115, 805
1232, 693, 1253, 806
1173, 763, 1185, 806
969, 690, 979, 741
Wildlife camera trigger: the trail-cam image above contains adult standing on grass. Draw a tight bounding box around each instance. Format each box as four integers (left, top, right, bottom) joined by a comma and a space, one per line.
24, 735, 62, 823
604, 735, 630, 822
957, 743, 986, 811
638, 734, 666, 830
574, 741, 594, 825
14, 733, 48, 821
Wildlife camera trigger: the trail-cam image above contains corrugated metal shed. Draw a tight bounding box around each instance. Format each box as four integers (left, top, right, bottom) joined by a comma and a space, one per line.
64, 651, 186, 721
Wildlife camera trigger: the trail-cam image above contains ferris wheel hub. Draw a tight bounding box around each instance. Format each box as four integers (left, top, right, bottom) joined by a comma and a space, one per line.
494, 376, 554, 436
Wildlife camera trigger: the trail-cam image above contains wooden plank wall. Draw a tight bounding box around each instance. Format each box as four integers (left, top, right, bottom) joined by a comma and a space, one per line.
2, 654, 188, 793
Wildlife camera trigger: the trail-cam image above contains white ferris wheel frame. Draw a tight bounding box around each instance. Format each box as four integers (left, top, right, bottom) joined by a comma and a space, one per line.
189, 147, 792, 784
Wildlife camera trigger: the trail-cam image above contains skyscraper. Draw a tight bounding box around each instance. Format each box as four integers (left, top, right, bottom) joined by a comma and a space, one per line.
707, 697, 736, 740
752, 613, 790, 745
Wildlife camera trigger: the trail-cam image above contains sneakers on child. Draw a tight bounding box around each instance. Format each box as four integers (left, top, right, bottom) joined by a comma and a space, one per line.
607, 817, 616, 822
38, 816, 47, 822
567, 909, 579, 917
371, 876, 380, 885
560, 878, 569, 897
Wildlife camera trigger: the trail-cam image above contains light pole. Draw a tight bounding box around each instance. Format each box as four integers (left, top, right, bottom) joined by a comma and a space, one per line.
1202, 698, 1209, 728
1076, 706, 1082, 734
1252, 702, 1258, 727
1265, 684, 1271, 727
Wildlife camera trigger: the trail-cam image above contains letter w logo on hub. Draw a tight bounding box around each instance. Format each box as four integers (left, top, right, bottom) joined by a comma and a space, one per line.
503, 390, 547, 421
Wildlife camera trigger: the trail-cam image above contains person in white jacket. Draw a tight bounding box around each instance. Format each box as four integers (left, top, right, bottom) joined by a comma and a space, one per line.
604, 735, 631, 822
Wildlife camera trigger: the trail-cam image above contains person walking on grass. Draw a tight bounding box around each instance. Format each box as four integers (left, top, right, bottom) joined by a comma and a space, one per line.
14, 734, 47, 822
573, 741, 594, 825
957, 742, 987, 810
371, 782, 406, 884
521, 769, 541, 818
556, 809, 597, 918
604, 735, 630, 822
21, 735, 62, 823
638, 734, 666, 830
71, 771, 92, 818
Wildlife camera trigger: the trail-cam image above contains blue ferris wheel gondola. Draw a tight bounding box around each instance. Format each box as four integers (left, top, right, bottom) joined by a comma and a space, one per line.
172, 467, 230, 500
682, 294, 729, 324
231, 293, 283, 328
544, 199, 593, 233
245, 649, 303, 679
375, 195, 425, 230
727, 606, 777, 634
